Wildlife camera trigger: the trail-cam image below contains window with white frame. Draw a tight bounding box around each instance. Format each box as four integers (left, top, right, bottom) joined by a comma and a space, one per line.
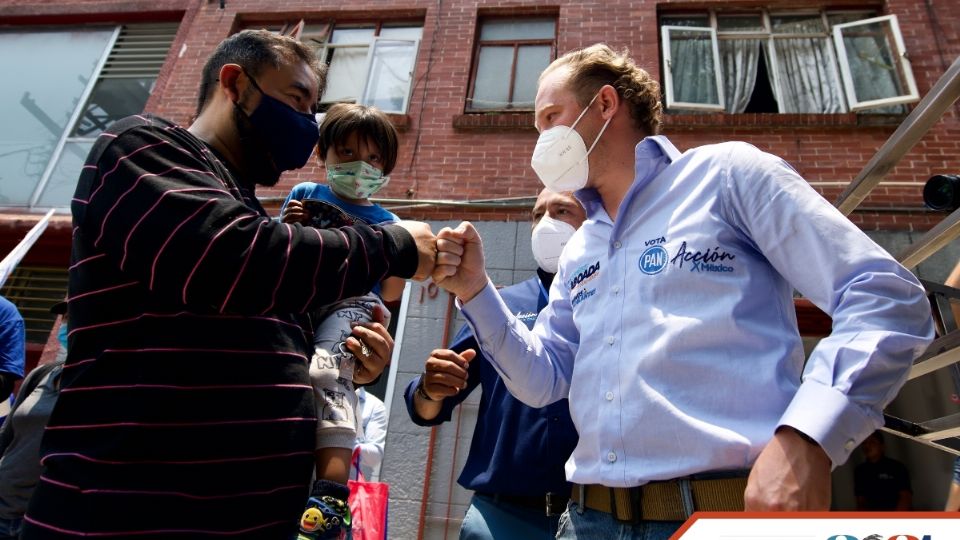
660, 10, 918, 114
302, 21, 423, 114
0, 23, 178, 210
467, 17, 557, 111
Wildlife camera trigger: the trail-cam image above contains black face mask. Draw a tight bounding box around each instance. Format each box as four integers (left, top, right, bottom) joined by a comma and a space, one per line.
231, 102, 282, 187
231, 71, 319, 187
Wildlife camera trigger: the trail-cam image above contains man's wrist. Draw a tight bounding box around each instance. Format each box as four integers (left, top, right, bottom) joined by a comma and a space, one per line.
781, 426, 819, 447
457, 278, 489, 304
415, 376, 439, 402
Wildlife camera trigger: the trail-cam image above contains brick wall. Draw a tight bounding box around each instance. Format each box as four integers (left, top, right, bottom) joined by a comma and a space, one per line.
4, 0, 955, 231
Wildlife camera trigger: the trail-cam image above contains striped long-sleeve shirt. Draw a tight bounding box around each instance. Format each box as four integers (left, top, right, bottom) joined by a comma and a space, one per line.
21, 115, 418, 539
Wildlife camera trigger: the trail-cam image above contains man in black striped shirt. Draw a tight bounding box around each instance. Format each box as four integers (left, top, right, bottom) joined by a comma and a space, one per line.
22, 30, 439, 539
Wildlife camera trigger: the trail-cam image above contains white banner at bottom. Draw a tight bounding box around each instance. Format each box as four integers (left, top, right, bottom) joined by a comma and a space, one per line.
674, 513, 958, 540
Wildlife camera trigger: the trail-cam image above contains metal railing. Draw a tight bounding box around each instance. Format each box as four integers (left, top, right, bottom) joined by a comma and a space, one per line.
833, 55, 960, 456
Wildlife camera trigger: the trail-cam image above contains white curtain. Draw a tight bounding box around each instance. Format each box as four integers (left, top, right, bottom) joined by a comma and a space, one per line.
771, 31, 847, 113
670, 30, 719, 107
719, 39, 760, 113
323, 46, 369, 103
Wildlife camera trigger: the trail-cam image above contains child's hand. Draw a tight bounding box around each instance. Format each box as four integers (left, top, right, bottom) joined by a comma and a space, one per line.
282, 199, 308, 224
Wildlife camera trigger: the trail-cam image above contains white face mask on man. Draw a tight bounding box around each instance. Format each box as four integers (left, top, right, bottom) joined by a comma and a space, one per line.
530, 90, 612, 193
530, 215, 577, 274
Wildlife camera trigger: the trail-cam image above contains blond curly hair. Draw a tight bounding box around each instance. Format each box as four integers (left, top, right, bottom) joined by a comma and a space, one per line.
541, 44, 662, 136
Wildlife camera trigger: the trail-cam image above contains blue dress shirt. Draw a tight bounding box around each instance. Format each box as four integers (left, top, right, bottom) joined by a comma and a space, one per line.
405, 274, 579, 497
0, 296, 25, 379
461, 136, 934, 488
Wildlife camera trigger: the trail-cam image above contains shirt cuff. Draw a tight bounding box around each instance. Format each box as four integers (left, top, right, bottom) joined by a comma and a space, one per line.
458, 280, 513, 347
778, 380, 878, 467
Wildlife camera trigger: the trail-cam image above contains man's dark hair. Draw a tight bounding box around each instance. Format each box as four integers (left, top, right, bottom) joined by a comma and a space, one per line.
196, 29, 326, 116
318, 103, 400, 176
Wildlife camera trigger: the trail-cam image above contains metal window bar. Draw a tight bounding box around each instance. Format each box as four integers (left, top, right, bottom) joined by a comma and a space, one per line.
831, 54, 960, 455
0, 266, 68, 343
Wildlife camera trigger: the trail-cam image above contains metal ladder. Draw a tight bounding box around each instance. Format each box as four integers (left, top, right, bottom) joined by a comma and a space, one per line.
833, 55, 960, 457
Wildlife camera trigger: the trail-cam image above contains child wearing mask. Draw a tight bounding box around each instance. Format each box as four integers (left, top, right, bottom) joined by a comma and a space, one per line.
281, 103, 403, 540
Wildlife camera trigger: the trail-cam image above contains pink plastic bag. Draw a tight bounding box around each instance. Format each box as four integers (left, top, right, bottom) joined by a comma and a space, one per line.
348, 448, 389, 540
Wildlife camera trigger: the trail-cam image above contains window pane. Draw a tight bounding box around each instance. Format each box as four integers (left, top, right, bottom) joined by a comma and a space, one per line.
512, 45, 551, 109
34, 141, 93, 208
470, 46, 512, 109
331, 27, 376, 44
362, 40, 418, 113
72, 78, 154, 138
837, 20, 911, 104
0, 29, 113, 207
480, 19, 554, 41
322, 46, 370, 103
668, 28, 720, 107
717, 14, 764, 32
380, 26, 423, 40
661, 15, 709, 27
771, 14, 825, 34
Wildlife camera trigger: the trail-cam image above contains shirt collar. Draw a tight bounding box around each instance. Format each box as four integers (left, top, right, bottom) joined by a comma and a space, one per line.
633, 135, 679, 184
574, 135, 680, 221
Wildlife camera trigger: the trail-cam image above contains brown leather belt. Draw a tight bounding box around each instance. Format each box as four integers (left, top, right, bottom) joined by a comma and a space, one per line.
571, 476, 747, 522
477, 491, 570, 516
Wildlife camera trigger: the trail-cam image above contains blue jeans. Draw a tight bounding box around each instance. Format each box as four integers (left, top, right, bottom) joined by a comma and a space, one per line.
0, 515, 22, 540
555, 503, 683, 540
460, 494, 561, 540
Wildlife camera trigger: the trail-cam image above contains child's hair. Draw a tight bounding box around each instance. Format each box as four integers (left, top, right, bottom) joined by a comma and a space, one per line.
318, 103, 400, 175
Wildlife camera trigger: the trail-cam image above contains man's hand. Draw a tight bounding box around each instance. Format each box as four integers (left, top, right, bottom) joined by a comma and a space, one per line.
396, 221, 437, 282
411, 348, 476, 421
434, 222, 488, 302
346, 304, 393, 385
420, 348, 477, 400
281, 199, 308, 224
744, 426, 832, 510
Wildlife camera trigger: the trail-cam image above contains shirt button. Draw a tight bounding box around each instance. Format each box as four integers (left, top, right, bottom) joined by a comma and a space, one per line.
607, 451, 617, 462
844, 439, 856, 451
605, 391, 614, 401
606, 336, 615, 345
612, 285, 620, 294
613, 241, 622, 249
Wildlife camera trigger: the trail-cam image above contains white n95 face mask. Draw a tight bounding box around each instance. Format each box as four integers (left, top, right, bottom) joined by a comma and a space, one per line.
530, 91, 612, 192
531, 215, 577, 274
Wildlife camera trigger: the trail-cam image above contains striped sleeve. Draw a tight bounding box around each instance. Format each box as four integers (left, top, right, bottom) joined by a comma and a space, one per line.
72, 125, 417, 315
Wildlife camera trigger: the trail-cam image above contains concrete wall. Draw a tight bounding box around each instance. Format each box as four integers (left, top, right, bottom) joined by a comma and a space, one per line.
381, 220, 536, 540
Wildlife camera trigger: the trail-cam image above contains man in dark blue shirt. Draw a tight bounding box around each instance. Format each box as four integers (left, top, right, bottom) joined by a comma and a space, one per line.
0, 296, 25, 406
405, 189, 585, 539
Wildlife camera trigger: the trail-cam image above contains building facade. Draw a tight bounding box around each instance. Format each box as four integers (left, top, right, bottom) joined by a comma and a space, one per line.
1, 0, 959, 534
